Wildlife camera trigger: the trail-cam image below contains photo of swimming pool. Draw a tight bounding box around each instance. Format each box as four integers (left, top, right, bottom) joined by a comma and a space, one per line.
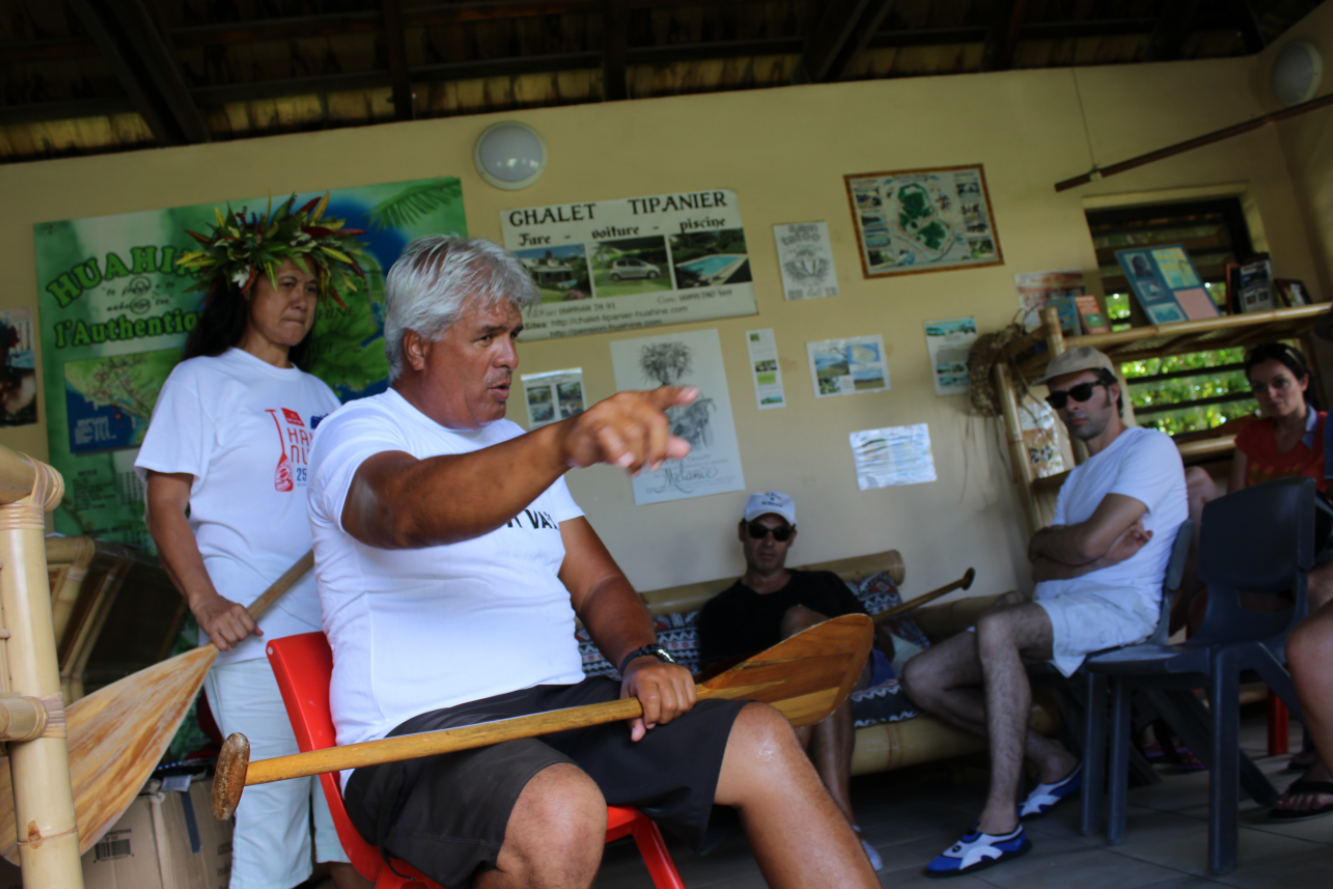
670, 228, 751, 288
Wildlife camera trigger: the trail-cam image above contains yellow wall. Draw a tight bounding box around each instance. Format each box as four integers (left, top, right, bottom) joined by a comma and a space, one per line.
0, 51, 1322, 596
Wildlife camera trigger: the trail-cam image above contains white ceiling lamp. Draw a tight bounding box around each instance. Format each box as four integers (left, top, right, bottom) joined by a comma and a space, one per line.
1272, 40, 1323, 107
473, 121, 547, 190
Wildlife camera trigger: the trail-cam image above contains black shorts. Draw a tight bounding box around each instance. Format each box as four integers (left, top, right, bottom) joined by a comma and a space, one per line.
343, 677, 746, 889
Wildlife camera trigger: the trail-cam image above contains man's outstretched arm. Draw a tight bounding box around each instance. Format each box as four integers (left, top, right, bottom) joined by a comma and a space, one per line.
560, 517, 696, 741
1028, 492, 1148, 567
341, 387, 695, 549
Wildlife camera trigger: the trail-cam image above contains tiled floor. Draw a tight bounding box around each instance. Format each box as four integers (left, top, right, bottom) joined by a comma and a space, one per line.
595, 710, 1333, 889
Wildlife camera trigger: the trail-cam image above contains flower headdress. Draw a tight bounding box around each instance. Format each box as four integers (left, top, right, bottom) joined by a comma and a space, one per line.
177, 193, 370, 309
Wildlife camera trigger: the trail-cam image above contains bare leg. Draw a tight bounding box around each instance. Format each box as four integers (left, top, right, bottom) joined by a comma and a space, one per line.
779, 605, 865, 826
328, 862, 374, 889
1274, 597, 1333, 817
901, 619, 1074, 790
475, 763, 607, 889
715, 703, 878, 889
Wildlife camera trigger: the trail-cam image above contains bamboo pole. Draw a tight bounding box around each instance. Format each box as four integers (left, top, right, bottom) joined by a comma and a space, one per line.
0, 451, 82, 888
994, 361, 1044, 537
1040, 306, 1090, 466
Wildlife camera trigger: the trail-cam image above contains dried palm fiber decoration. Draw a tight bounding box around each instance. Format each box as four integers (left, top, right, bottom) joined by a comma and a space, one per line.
966, 318, 1033, 417
177, 193, 370, 308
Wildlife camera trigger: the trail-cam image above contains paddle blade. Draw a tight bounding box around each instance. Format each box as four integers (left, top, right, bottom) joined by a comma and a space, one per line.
0, 645, 217, 864
697, 613, 873, 728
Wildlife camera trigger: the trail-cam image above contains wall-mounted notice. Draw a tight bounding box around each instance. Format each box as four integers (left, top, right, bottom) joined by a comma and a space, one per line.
610, 328, 745, 505
745, 329, 786, 409
807, 335, 889, 398
773, 222, 839, 301
520, 368, 586, 429
849, 424, 937, 490
923, 317, 977, 396
1115, 244, 1218, 324
0, 307, 38, 428
1014, 269, 1085, 329
501, 190, 756, 340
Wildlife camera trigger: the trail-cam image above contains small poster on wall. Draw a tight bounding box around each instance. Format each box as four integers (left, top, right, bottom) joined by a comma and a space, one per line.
807, 335, 890, 398
773, 222, 839, 300
923, 317, 977, 397
844, 165, 1003, 279
1114, 244, 1218, 324
1014, 269, 1085, 329
0, 307, 38, 428
609, 328, 745, 505
500, 190, 756, 340
849, 424, 937, 490
745, 329, 786, 409
520, 368, 586, 429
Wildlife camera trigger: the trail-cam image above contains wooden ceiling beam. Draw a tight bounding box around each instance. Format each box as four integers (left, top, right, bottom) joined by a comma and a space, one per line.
65, 0, 210, 146
980, 0, 1027, 72
603, 0, 628, 101
793, 0, 893, 84
381, 0, 415, 121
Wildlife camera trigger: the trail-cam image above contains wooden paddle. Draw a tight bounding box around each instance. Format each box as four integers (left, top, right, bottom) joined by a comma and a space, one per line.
0, 550, 315, 865
871, 568, 975, 625
211, 613, 874, 820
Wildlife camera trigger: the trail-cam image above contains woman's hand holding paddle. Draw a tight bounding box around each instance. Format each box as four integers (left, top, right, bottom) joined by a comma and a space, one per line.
620, 658, 696, 741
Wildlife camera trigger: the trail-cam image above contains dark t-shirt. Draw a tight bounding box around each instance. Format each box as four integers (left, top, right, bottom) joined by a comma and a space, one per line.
697, 569, 868, 667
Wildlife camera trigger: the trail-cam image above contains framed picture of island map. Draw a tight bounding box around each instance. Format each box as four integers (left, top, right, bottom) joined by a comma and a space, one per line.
845, 165, 1004, 278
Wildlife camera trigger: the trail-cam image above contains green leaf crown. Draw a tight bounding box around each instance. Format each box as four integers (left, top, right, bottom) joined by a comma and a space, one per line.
176, 193, 370, 310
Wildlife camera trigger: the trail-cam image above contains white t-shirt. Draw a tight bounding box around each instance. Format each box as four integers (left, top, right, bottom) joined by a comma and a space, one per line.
1035, 425, 1188, 613
307, 388, 586, 755
135, 348, 341, 665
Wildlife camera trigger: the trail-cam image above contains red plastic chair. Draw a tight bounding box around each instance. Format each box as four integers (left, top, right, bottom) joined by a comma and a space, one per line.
267, 632, 686, 889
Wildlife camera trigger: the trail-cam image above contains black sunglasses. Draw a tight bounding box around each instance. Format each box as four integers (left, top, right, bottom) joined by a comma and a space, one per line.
747, 522, 793, 542
1045, 380, 1107, 410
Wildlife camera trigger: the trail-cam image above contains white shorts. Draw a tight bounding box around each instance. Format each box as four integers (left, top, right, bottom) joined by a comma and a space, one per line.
1033, 588, 1158, 677
204, 657, 350, 889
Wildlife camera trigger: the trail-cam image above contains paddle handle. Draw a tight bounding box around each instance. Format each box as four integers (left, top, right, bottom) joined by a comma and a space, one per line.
246, 550, 315, 623
872, 567, 974, 625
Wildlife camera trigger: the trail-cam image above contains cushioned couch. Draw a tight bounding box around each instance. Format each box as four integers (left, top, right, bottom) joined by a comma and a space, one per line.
579, 549, 1059, 777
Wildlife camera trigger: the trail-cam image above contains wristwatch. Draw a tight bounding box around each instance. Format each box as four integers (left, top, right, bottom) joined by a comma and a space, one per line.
619, 643, 678, 676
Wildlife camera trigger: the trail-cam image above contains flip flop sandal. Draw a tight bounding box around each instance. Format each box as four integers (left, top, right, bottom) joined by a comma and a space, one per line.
1019, 764, 1082, 819
1268, 779, 1333, 822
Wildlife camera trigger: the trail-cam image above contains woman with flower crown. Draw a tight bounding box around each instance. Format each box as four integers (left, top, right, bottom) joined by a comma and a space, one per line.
135, 195, 373, 889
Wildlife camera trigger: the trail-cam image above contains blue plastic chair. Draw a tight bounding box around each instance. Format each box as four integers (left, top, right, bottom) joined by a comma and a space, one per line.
1085, 476, 1313, 875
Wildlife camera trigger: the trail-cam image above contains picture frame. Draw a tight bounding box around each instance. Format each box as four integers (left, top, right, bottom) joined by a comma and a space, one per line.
1275, 278, 1312, 307
844, 164, 1004, 279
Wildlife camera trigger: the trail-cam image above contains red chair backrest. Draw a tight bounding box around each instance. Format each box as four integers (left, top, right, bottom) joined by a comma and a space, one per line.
267, 632, 411, 882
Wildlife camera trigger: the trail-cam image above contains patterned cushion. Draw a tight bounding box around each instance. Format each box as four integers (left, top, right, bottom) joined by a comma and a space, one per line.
851, 678, 920, 728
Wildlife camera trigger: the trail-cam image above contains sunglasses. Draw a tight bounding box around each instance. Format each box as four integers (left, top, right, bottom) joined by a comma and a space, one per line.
747, 522, 793, 542
1045, 380, 1107, 410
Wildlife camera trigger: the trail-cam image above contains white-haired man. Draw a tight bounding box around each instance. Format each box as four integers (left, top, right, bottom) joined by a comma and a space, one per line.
901, 346, 1187, 878
307, 236, 878, 889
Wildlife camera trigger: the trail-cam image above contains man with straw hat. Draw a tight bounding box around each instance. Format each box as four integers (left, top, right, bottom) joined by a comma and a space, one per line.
306, 236, 880, 889
902, 346, 1187, 878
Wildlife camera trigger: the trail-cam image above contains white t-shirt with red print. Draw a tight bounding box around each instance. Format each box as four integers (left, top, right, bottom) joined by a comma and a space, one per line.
136, 347, 342, 665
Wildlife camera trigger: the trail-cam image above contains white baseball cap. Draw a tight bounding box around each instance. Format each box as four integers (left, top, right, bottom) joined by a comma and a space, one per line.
743, 491, 796, 526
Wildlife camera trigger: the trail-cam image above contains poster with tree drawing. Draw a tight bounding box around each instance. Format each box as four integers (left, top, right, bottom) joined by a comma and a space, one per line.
609, 328, 745, 505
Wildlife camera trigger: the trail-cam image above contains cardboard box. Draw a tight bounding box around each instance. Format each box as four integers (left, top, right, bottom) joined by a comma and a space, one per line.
0, 776, 232, 889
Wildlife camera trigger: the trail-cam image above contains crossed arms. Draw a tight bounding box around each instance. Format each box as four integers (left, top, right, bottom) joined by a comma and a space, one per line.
1028, 492, 1152, 582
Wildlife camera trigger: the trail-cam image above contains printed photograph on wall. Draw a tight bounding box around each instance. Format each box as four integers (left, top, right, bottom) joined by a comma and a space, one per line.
520, 368, 587, 429
515, 244, 593, 302
592, 236, 673, 297
669, 229, 751, 289
844, 165, 1003, 279
33, 176, 466, 548
806, 335, 890, 398
0, 307, 38, 428
609, 328, 745, 505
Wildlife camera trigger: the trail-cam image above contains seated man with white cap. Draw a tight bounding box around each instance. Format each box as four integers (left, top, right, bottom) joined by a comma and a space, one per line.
901, 346, 1187, 878
698, 491, 894, 872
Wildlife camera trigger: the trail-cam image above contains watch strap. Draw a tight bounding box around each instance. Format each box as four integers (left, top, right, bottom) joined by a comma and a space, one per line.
618, 644, 674, 676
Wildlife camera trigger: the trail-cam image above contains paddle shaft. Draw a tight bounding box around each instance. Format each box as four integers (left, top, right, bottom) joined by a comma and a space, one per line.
871, 567, 975, 625
245, 549, 315, 625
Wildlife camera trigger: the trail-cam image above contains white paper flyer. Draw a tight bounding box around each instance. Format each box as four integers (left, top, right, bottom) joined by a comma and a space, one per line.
520, 368, 586, 429
609, 328, 745, 505
500, 190, 756, 340
745, 329, 786, 410
807, 335, 889, 398
773, 221, 839, 301
923, 317, 978, 396
849, 424, 937, 490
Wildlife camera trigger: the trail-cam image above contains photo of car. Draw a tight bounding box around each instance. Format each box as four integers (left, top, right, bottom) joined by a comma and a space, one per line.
608, 257, 662, 281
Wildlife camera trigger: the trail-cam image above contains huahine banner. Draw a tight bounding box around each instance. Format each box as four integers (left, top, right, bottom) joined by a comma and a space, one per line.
33, 178, 466, 548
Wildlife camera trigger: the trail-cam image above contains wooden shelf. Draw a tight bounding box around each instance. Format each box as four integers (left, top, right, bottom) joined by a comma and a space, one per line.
1005, 304, 1327, 381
